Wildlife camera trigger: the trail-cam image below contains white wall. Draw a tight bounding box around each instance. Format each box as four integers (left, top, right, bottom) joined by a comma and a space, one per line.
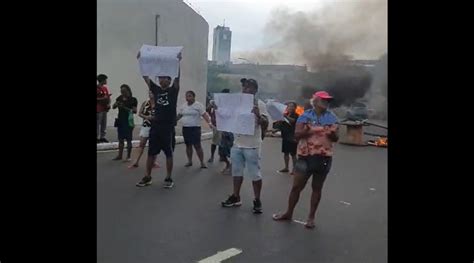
98, 0, 209, 126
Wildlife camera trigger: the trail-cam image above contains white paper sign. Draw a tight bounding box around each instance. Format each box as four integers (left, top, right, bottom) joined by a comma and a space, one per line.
266, 101, 287, 121
214, 93, 255, 135
138, 45, 183, 80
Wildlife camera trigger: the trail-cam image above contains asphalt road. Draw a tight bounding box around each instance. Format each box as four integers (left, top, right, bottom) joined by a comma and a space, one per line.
97, 138, 387, 263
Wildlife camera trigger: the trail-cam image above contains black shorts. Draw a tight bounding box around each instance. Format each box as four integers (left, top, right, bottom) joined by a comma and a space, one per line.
117, 121, 133, 141
182, 126, 201, 146
295, 155, 332, 180
282, 139, 297, 155
148, 123, 174, 158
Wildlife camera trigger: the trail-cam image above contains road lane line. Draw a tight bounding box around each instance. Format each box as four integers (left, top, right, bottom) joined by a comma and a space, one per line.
198, 248, 242, 263
293, 219, 306, 225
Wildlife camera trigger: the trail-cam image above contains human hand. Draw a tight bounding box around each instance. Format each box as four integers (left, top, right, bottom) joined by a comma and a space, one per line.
252, 106, 260, 117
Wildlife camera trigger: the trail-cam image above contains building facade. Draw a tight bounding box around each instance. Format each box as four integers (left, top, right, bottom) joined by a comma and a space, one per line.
97, 0, 209, 126
212, 25, 232, 64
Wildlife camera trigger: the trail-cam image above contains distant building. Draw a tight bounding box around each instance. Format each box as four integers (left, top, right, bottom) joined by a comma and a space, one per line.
212, 25, 232, 64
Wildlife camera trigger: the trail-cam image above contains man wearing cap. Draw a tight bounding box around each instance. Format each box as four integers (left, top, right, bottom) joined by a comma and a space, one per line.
273, 91, 339, 229
221, 78, 269, 214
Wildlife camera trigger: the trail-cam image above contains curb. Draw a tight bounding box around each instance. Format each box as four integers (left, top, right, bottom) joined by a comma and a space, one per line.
97, 132, 213, 152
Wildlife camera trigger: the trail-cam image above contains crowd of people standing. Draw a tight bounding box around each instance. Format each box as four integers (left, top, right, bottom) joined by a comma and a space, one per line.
97, 52, 340, 228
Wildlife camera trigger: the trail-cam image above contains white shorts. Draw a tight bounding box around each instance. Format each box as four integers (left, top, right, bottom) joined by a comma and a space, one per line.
139, 126, 151, 138
231, 147, 262, 181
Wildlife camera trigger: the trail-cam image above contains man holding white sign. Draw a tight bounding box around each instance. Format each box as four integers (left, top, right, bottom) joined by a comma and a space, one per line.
135, 46, 182, 189
220, 78, 269, 214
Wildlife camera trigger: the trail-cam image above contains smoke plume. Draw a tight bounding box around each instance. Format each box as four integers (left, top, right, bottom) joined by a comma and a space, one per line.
237, 0, 387, 70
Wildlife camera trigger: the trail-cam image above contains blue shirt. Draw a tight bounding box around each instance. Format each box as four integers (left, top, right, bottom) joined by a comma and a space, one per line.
296, 109, 338, 126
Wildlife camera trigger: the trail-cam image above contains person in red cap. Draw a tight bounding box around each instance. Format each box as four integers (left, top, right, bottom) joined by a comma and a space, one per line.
273, 90, 339, 229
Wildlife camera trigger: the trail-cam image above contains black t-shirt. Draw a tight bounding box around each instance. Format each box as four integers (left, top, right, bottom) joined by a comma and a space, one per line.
150, 81, 179, 125
281, 112, 299, 141
116, 95, 138, 121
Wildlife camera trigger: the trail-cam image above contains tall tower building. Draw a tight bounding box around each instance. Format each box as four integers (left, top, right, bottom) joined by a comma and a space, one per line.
212, 25, 232, 64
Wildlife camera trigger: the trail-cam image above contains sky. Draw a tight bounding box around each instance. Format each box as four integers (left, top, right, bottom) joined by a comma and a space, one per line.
184, 0, 327, 60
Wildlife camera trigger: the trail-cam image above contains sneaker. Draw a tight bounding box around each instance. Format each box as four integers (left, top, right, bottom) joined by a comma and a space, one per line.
253, 199, 262, 214
221, 194, 242, 207
136, 176, 152, 187
163, 178, 174, 189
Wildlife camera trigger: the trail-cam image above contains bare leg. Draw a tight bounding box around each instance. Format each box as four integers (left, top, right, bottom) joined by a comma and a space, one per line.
185, 144, 193, 166
194, 143, 206, 168
131, 137, 147, 167
126, 139, 133, 160
114, 139, 124, 160
279, 153, 290, 172
165, 156, 173, 180
305, 173, 328, 228
145, 155, 157, 177
291, 154, 297, 173
252, 179, 262, 200
209, 144, 217, 162
233, 176, 244, 198
221, 157, 231, 173
273, 172, 309, 221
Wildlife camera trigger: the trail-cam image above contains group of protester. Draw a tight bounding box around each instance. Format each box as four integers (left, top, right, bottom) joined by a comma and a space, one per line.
97, 52, 339, 229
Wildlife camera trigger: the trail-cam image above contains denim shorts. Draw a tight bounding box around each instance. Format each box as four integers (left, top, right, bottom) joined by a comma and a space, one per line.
231, 147, 262, 181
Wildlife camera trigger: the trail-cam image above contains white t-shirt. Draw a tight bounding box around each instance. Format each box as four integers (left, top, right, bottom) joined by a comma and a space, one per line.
233, 100, 269, 149
179, 101, 206, 127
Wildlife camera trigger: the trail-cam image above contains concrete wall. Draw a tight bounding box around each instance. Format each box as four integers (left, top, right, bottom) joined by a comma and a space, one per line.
98, 0, 209, 126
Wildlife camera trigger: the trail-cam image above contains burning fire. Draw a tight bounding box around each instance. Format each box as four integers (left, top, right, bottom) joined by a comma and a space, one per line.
368, 137, 387, 147
376, 137, 387, 147
284, 105, 305, 115
296, 106, 305, 115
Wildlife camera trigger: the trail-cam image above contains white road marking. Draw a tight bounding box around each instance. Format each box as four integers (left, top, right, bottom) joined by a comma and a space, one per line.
293, 219, 306, 225
198, 248, 242, 263
339, 201, 352, 205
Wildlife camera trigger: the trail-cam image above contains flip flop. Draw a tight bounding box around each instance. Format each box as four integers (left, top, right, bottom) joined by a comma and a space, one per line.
128, 164, 139, 169
304, 221, 316, 229
272, 213, 292, 221
200, 165, 208, 169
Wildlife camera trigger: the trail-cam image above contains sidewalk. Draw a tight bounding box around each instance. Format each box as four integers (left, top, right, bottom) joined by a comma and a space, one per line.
97, 120, 213, 151
100, 119, 213, 142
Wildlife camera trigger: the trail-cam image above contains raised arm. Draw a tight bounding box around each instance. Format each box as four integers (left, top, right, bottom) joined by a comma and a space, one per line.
173, 52, 182, 92
137, 51, 152, 90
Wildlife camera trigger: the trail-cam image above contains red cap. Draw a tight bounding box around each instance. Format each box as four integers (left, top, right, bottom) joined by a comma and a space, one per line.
313, 91, 333, 99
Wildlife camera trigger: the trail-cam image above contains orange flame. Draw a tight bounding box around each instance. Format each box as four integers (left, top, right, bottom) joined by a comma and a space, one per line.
375, 137, 388, 147
284, 105, 305, 116
296, 106, 305, 115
